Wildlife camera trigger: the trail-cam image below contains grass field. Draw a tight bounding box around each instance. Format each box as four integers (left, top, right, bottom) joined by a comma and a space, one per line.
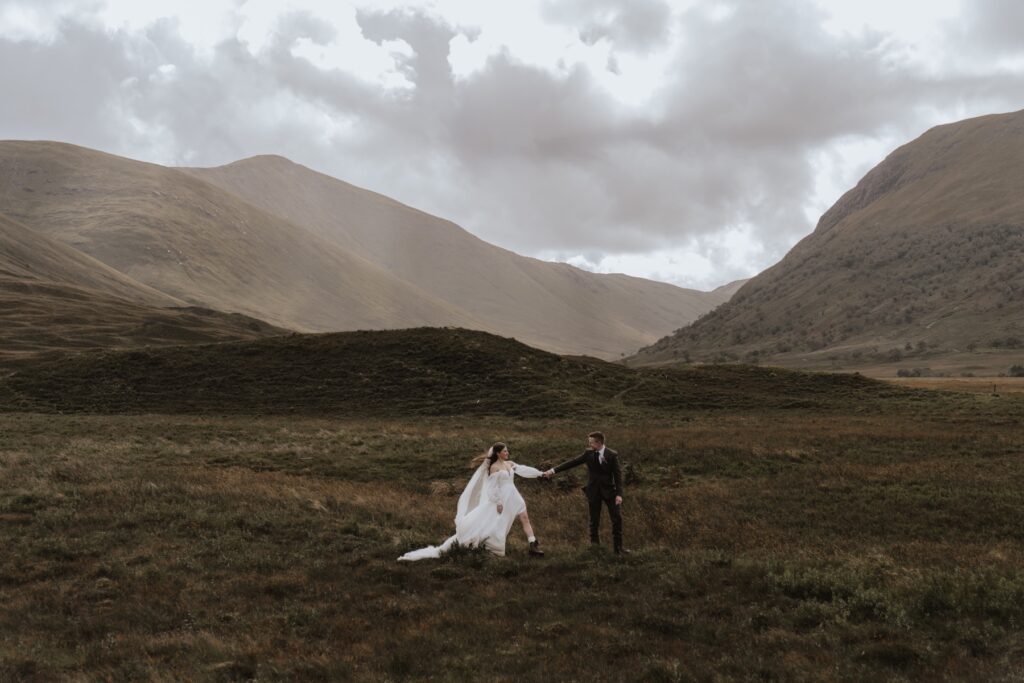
3, 393, 1024, 680
889, 377, 1024, 395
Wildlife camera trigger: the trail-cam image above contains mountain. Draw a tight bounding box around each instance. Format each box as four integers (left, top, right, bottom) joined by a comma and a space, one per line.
0, 211, 283, 367
0, 141, 737, 360
631, 109, 1024, 374
0, 327, 915, 417
0, 210, 177, 307
0, 141, 484, 337
181, 155, 737, 358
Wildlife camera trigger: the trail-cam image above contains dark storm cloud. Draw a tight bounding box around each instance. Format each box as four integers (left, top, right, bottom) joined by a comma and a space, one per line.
1, 0, 1023, 280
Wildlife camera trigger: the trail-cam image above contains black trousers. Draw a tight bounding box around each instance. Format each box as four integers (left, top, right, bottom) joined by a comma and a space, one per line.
588, 495, 623, 549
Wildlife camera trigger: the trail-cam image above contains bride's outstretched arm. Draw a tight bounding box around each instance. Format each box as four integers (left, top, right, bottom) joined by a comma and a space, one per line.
511, 463, 543, 478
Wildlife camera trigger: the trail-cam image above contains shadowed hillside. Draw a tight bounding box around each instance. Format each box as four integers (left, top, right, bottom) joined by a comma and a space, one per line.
0, 212, 283, 367
0, 141, 484, 335
633, 109, 1024, 374
0, 211, 178, 307
0, 327, 921, 416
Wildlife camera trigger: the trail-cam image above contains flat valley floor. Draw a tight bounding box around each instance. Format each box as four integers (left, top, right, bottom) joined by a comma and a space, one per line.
3, 390, 1024, 680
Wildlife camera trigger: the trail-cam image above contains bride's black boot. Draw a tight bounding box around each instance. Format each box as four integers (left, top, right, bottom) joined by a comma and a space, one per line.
529, 539, 545, 557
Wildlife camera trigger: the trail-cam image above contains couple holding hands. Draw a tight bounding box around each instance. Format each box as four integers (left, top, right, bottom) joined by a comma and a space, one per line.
398, 432, 627, 562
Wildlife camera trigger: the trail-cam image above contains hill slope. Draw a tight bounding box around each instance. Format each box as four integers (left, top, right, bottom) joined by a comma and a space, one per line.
0, 211, 180, 307
182, 155, 736, 358
0, 327, 915, 416
633, 109, 1024, 371
0, 212, 284, 367
0, 141, 483, 335
0, 141, 738, 360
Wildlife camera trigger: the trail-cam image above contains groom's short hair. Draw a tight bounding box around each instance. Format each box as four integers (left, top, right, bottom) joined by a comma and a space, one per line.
588, 431, 605, 444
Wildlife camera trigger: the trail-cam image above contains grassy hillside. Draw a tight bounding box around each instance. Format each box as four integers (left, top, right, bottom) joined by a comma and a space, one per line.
0, 213, 285, 368
0, 141, 482, 334
0, 140, 739, 360
184, 156, 739, 359
0, 212, 178, 307
634, 109, 1024, 374
0, 280, 283, 370
0, 328, 924, 416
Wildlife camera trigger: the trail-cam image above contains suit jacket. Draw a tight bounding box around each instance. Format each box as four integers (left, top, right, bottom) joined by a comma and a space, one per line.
553, 448, 623, 501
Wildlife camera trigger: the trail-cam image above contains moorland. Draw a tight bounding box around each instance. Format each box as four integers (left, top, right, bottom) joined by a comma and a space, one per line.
2, 328, 1024, 681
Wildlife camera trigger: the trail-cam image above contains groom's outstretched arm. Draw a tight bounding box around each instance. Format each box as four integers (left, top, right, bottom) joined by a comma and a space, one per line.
552, 452, 588, 474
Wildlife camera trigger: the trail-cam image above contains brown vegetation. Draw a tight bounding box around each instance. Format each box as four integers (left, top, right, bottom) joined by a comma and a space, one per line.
0, 140, 737, 360
0, 212, 284, 368
0, 141, 480, 336
633, 109, 1024, 374
3, 399, 1024, 680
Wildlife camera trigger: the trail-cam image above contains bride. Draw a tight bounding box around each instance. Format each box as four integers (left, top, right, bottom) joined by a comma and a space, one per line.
398, 442, 545, 561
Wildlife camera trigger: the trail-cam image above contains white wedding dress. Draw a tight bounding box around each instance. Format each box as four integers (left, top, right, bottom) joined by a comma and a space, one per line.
398, 462, 543, 561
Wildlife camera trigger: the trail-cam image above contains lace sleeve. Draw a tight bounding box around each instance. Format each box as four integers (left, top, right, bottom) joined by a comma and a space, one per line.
511, 463, 543, 479
485, 473, 501, 503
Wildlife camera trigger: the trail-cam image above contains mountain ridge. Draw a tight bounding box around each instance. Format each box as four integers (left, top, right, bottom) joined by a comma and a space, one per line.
1, 140, 741, 360
631, 109, 1024, 374
0, 140, 488, 333
182, 153, 738, 358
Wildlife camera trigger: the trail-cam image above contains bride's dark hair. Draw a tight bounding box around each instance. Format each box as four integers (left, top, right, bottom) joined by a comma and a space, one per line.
471, 442, 506, 469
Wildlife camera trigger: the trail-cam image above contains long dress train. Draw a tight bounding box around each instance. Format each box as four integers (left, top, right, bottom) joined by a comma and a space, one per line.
398, 462, 543, 561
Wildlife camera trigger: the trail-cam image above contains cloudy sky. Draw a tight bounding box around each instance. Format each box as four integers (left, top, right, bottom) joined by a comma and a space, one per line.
1, 0, 1023, 289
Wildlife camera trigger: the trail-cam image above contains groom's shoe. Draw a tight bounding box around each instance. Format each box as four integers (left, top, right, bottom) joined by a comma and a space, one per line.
529, 540, 545, 557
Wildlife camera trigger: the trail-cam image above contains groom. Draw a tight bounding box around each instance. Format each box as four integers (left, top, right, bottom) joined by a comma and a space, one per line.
544, 432, 627, 554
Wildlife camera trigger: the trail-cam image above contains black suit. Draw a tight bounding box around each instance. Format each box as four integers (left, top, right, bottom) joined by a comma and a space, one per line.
553, 448, 624, 551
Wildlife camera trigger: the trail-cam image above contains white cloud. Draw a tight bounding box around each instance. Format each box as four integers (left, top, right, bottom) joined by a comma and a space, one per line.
1, 0, 1023, 290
